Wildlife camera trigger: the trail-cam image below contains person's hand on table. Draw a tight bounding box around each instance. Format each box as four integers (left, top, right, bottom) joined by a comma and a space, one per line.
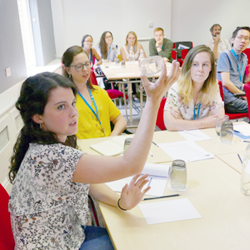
141, 59, 181, 102
163, 57, 169, 62
200, 114, 218, 127
119, 174, 151, 210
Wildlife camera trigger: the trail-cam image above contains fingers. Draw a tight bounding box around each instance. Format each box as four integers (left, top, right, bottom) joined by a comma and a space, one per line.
167, 60, 181, 85
155, 59, 167, 85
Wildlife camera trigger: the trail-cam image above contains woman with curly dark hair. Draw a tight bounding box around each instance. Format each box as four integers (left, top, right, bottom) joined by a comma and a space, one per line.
8, 61, 181, 249
96, 31, 117, 61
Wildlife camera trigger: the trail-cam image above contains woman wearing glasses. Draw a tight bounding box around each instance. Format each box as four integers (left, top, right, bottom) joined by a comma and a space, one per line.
164, 45, 224, 131
81, 34, 102, 70
96, 31, 117, 61
62, 46, 127, 139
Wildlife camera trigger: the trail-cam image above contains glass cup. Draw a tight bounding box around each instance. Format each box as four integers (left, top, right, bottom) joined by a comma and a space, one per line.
215, 115, 229, 136
168, 160, 187, 191
140, 56, 162, 77
124, 138, 133, 154
220, 119, 233, 144
241, 157, 250, 195
121, 60, 126, 68
115, 58, 120, 65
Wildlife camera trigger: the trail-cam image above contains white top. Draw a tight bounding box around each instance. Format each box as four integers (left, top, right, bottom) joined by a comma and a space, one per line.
207, 38, 231, 58
122, 45, 140, 60
9, 143, 89, 249
96, 44, 117, 61
164, 82, 223, 120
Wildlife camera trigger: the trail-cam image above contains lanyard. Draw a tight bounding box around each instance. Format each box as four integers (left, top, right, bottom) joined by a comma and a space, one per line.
231, 49, 244, 82
107, 46, 112, 60
193, 103, 201, 120
78, 85, 102, 126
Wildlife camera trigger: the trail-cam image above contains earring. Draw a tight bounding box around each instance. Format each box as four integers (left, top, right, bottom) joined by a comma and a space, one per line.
40, 123, 43, 130
69, 74, 72, 79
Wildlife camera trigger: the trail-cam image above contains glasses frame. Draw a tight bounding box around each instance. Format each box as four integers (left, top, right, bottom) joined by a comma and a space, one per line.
235, 36, 250, 42
70, 62, 92, 72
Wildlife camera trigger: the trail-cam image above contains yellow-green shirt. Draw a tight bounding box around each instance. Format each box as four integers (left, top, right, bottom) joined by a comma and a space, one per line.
76, 86, 121, 139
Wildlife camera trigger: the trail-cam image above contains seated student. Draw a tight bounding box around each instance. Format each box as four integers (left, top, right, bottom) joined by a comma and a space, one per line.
149, 27, 173, 62
81, 34, 102, 70
217, 26, 250, 114
120, 31, 147, 102
62, 45, 127, 139
96, 31, 117, 62
164, 45, 224, 131
8, 61, 181, 249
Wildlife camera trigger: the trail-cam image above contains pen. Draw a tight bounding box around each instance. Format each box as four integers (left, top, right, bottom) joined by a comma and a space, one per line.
143, 194, 181, 201
237, 154, 243, 164
152, 141, 159, 147
149, 150, 153, 157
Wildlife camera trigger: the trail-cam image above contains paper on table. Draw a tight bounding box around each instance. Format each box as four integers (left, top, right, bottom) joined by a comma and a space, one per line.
114, 73, 136, 76
106, 163, 170, 196
234, 123, 250, 136
139, 198, 202, 225
178, 130, 212, 141
158, 141, 214, 162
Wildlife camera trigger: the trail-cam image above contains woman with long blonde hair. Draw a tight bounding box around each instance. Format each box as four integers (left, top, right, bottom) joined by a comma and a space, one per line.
164, 45, 224, 131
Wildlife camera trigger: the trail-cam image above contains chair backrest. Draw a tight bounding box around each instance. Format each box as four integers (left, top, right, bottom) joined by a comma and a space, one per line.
90, 70, 99, 86
245, 64, 250, 83
244, 83, 250, 119
243, 48, 250, 62
156, 97, 167, 130
0, 184, 15, 250
217, 80, 225, 101
171, 50, 177, 60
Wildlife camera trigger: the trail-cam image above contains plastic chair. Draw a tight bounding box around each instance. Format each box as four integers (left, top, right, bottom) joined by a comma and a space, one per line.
173, 41, 193, 66
245, 64, 250, 82
243, 48, 250, 62
156, 97, 167, 130
243, 83, 250, 120
0, 184, 15, 250
217, 80, 248, 120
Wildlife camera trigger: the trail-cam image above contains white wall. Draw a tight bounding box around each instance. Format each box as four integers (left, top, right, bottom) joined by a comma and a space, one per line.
171, 0, 250, 47
51, 0, 172, 58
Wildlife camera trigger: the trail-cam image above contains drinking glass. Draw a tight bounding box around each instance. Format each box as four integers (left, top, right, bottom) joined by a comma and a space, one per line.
124, 138, 133, 154
140, 56, 162, 77
169, 160, 187, 191
215, 115, 229, 136
220, 119, 233, 144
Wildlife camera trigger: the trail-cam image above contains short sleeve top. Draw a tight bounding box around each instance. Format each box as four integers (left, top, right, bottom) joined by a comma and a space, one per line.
9, 143, 89, 250
164, 82, 223, 120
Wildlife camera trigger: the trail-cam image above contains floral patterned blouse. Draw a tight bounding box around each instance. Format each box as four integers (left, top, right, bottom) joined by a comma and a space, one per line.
164, 82, 223, 120
9, 143, 90, 250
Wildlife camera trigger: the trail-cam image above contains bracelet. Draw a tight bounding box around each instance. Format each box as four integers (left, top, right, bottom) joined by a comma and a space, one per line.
117, 198, 127, 211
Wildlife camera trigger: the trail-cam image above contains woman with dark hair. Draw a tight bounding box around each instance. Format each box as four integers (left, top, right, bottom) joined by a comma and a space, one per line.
96, 31, 117, 61
164, 45, 224, 131
62, 45, 127, 139
81, 34, 102, 69
8, 61, 181, 249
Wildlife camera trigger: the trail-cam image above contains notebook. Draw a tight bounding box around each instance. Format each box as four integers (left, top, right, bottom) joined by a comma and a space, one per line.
90, 136, 132, 156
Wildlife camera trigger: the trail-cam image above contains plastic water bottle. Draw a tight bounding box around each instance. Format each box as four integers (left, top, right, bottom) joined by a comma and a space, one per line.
241, 144, 250, 195
129, 46, 135, 65
138, 49, 145, 67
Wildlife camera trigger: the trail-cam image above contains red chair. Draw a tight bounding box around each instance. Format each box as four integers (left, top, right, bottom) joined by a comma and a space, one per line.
0, 184, 15, 250
243, 48, 250, 62
217, 80, 248, 120
90, 70, 128, 101
173, 41, 193, 66
156, 97, 167, 130
244, 83, 250, 120
245, 64, 250, 82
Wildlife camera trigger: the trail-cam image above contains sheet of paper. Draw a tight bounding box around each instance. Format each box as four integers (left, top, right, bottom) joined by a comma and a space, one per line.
234, 123, 250, 136
158, 141, 214, 162
139, 198, 202, 225
178, 130, 212, 141
142, 163, 169, 177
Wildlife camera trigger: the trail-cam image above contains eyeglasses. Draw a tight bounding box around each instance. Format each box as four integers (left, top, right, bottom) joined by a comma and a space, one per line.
84, 41, 93, 44
236, 36, 250, 42
70, 62, 92, 72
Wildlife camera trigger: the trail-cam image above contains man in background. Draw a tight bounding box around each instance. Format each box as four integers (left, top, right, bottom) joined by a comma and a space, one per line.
217, 26, 250, 114
207, 24, 231, 61
149, 27, 173, 62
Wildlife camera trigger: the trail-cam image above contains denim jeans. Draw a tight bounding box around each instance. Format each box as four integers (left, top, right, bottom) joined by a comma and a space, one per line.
79, 226, 114, 250
225, 98, 248, 113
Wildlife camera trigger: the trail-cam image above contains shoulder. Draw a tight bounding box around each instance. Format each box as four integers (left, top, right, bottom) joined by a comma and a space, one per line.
164, 38, 173, 44
92, 85, 109, 96
149, 38, 156, 44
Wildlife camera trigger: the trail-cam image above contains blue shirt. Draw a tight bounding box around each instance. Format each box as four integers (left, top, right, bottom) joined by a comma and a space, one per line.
217, 49, 248, 104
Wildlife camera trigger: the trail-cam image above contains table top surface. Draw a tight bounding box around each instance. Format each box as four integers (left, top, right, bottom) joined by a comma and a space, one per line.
77, 124, 250, 250
100, 62, 172, 80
